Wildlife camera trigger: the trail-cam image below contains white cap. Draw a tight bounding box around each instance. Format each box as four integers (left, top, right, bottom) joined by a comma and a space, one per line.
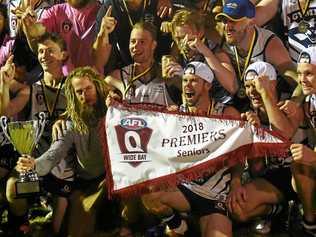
184, 61, 214, 84
244, 61, 277, 81
298, 46, 316, 65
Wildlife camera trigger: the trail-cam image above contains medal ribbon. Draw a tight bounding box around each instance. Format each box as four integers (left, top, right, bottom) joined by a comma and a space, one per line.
40, 78, 65, 118
233, 29, 257, 82
124, 63, 153, 98
122, 0, 148, 28
298, 0, 311, 17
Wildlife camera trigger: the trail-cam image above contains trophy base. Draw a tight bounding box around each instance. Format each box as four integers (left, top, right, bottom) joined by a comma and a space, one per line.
15, 180, 41, 198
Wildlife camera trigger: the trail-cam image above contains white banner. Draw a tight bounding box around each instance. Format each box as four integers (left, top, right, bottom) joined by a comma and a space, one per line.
103, 101, 290, 196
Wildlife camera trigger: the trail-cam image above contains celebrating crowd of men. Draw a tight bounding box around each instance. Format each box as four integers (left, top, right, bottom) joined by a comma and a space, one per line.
0, 0, 316, 236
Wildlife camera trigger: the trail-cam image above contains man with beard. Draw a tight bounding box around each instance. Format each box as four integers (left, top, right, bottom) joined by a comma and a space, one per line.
106, 21, 176, 106
215, 0, 298, 112
15, 0, 100, 73
165, 9, 238, 104
16, 66, 111, 237
142, 61, 242, 237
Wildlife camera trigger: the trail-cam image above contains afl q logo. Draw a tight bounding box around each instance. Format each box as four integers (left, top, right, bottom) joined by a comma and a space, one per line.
115, 117, 153, 158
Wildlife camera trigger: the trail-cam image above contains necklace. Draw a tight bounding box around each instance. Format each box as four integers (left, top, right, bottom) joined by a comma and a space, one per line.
233, 29, 257, 98
40, 77, 65, 119
124, 62, 154, 99
122, 0, 148, 27
297, 0, 312, 33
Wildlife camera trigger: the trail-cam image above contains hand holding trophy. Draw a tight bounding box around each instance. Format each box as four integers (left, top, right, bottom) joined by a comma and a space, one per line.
0, 112, 45, 198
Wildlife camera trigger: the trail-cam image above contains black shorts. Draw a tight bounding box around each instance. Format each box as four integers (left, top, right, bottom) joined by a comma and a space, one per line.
178, 185, 228, 217
42, 173, 73, 197
262, 167, 297, 201
0, 144, 19, 171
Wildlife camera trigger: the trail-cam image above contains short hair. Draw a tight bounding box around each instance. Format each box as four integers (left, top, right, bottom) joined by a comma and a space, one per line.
171, 9, 208, 35
132, 21, 157, 41
36, 32, 67, 52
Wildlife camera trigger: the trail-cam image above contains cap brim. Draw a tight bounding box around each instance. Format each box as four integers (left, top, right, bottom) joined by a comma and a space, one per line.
215, 13, 247, 22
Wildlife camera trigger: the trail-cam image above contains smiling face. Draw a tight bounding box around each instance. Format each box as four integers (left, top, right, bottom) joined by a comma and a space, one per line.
223, 18, 249, 45
298, 63, 316, 95
129, 28, 156, 64
182, 73, 210, 107
37, 39, 66, 73
245, 79, 263, 109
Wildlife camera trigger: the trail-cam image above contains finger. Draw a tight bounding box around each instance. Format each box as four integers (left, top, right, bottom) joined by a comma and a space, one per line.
159, 6, 168, 18
290, 144, 301, 151
240, 113, 247, 120
105, 5, 112, 17
157, 6, 164, 17
61, 120, 67, 132
168, 7, 172, 17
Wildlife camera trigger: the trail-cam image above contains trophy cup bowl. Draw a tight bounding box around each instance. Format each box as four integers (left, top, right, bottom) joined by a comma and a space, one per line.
0, 112, 46, 198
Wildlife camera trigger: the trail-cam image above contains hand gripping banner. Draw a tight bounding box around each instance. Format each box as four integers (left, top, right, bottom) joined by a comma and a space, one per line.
102, 101, 290, 197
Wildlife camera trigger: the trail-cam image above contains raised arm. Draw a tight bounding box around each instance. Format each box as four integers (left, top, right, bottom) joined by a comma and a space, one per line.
93, 6, 117, 74
0, 56, 30, 117
255, 0, 279, 27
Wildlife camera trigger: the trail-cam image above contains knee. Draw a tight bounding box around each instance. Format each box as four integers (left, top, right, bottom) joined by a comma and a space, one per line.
6, 177, 17, 202
141, 192, 173, 216
230, 209, 250, 223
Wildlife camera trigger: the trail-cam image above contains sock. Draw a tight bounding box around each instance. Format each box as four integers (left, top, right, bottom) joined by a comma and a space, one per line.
162, 213, 181, 229
302, 217, 316, 232
267, 204, 283, 219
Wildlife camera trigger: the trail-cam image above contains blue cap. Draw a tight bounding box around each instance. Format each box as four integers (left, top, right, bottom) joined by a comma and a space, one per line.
215, 0, 255, 21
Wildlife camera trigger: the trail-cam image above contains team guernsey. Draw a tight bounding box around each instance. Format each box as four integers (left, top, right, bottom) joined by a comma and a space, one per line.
304, 94, 316, 146
282, 0, 316, 63
180, 102, 231, 202
29, 81, 74, 182
121, 64, 174, 106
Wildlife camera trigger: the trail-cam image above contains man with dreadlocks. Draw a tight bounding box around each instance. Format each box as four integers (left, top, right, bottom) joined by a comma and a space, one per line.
16, 66, 111, 237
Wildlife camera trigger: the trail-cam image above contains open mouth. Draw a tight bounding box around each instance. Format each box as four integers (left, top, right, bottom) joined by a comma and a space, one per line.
185, 92, 195, 99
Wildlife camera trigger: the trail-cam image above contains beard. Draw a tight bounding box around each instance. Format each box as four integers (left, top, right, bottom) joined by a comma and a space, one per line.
79, 104, 99, 127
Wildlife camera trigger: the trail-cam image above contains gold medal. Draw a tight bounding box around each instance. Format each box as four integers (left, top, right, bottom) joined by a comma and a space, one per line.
298, 21, 309, 33
237, 86, 246, 99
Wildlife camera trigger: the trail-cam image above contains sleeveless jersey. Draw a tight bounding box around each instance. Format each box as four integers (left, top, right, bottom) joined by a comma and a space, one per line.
304, 94, 316, 146
29, 81, 74, 181
121, 64, 174, 106
282, 0, 316, 63
224, 27, 275, 112
181, 102, 231, 201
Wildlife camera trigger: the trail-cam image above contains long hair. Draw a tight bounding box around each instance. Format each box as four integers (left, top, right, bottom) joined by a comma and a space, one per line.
64, 67, 110, 134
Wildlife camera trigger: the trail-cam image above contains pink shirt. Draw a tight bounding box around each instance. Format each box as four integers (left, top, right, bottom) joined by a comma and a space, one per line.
39, 1, 100, 71
0, 35, 15, 66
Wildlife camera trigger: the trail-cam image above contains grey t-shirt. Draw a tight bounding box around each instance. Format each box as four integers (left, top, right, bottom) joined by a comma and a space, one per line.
35, 120, 105, 180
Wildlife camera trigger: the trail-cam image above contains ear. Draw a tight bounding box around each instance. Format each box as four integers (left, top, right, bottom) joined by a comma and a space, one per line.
61, 51, 69, 62
204, 81, 212, 91
152, 40, 157, 51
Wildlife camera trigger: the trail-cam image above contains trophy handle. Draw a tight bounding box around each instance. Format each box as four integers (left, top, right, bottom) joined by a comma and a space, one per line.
34, 112, 46, 145
0, 116, 13, 144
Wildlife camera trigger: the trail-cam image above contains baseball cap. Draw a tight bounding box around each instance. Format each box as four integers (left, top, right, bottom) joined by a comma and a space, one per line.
215, 0, 255, 22
244, 61, 277, 81
184, 61, 214, 84
298, 46, 316, 65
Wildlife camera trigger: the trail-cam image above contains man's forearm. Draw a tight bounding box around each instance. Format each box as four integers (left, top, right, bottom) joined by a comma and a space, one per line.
93, 32, 112, 74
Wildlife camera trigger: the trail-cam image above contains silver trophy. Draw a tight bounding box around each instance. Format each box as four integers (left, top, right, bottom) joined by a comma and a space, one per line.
0, 112, 46, 198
